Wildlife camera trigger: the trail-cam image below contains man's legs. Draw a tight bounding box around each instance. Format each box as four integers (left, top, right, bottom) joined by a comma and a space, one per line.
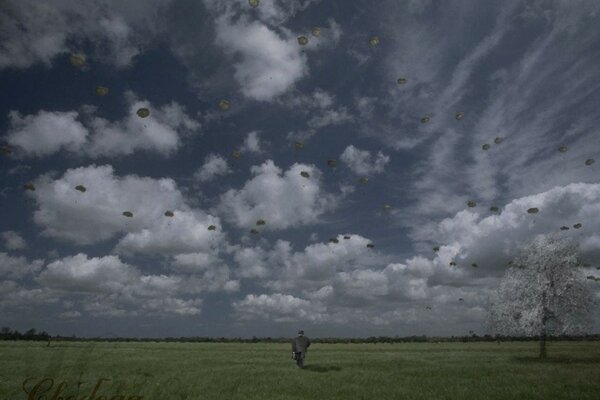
296, 352, 304, 368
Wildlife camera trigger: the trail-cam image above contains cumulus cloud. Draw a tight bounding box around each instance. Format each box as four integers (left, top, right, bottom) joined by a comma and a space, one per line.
1, 231, 26, 250
413, 183, 600, 258
27, 164, 193, 245
340, 145, 390, 175
194, 154, 232, 182
0, 0, 171, 70
0, 253, 43, 279
240, 131, 263, 153
114, 209, 224, 256
5, 93, 199, 159
232, 293, 327, 322
6, 111, 88, 157
213, 14, 307, 101
37, 253, 141, 293
34, 253, 237, 317
218, 160, 340, 230
87, 95, 199, 157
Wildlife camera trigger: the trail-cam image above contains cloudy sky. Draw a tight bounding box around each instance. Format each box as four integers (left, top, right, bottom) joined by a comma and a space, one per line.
1, 0, 599, 338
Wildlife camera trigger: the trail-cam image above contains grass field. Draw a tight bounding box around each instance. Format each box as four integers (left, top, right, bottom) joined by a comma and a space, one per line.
1, 340, 600, 399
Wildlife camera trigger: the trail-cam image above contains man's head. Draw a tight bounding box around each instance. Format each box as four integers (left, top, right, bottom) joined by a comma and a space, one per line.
297, 330, 304, 336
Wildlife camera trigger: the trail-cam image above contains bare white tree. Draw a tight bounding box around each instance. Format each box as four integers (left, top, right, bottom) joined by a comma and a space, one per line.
489, 234, 595, 358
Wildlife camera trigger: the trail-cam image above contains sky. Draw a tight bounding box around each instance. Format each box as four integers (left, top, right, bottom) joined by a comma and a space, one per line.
1, 0, 599, 339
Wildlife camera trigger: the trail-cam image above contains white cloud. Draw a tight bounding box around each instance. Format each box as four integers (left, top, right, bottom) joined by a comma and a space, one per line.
240, 131, 263, 153
1, 231, 26, 250
6, 94, 199, 159
28, 164, 188, 245
34, 252, 237, 317
307, 107, 352, 129
194, 154, 232, 182
252, 0, 322, 26
0, 280, 59, 311
281, 89, 353, 141
232, 293, 327, 322
340, 145, 390, 175
87, 95, 200, 157
218, 160, 340, 230
38, 253, 141, 293
410, 183, 600, 278
0, 0, 171, 70
172, 252, 221, 272
0, 253, 43, 279
114, 210, 224, 256
214, 14, 307, 101
6, 110, 88, 157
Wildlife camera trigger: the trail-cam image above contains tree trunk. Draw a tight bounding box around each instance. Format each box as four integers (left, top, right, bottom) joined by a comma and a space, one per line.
539, 332, 547, 359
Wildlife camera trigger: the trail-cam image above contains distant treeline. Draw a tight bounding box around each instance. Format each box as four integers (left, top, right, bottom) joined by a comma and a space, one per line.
2, 327, 600, 343
0, 327, 50, 341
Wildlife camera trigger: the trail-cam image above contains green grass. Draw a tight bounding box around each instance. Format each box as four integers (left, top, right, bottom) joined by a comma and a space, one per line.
1, 341, 600, 399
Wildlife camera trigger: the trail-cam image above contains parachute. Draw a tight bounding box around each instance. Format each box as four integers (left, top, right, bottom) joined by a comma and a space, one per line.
449, 261, 456, 266
421, 116, 430, 123
382, 204, 392, 211
586, 275, 600, 282
489, 206, 499, 212
69, 53, 86, 67
249, 0, 259, 7
585, 159, 595, 166
359, 177, 369, 185
122, 211, 133, 218
573, 223, 582, 229
136, 108, 150, 118
256, 219, 266, 226
343, 235, 351, 239
23, 183, 35, 191
297, 36, 309, 45
482, 144, 490, 150
397, 78, 407, 85
0, 145, 12, 155
312, 27, 321, 37
329, 238, 339, 244
294, 141, 304, 150
426, 306, 432, 310
560, 226, 569, 230
527, 208, 539, 214
471, 263, 478, 268
218, 99, 231, 111
75, 185, 86, 193
494, 137, 503, 145
467, 201, 476, 208
459, 298, 464, 302
327, 159, 337, 167
300, 171, 310, 178
250, 229, 259, 234
208, 225, 216, 231
164, 211, 174, 217
558, 146, 568, 153
433, 246, 440, 252
455, 112, 464, 120
95, 86, 109, 96
369, 36, 380, 47
232, 150, 241, 159
366, 243, 375, 248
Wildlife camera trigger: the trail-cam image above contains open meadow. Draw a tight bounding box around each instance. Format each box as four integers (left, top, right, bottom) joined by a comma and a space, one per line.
1, 340, 600, 400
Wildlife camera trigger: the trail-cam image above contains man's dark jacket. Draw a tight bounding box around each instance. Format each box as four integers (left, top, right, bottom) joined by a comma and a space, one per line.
291, 335, 311, 353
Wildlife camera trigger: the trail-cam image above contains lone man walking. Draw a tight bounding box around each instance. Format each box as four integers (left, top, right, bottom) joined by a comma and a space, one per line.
291, 330, 311, 368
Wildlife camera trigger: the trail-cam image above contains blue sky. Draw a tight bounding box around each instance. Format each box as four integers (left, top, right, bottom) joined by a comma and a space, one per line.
1, 0, 599, 338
